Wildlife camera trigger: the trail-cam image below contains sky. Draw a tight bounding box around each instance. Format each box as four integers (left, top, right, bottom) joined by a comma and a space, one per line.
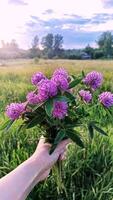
0, 0, 113, 49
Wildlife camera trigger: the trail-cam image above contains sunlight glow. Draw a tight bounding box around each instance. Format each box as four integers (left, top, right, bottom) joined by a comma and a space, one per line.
0, 0, 113, 48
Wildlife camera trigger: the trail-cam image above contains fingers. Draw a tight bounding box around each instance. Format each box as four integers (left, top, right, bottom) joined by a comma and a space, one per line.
53, 139, 71, 155
58, 142, 71, 160
38, 137, 45, 146
59, 151, 67, 160
36, 136, 51, 151
37, 137, 71, 154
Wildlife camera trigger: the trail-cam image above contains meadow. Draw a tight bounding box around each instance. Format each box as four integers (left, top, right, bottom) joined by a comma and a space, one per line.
0, 59, 113, 200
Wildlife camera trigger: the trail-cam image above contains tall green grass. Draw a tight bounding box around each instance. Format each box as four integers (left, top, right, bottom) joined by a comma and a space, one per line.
0, 59, 113, 200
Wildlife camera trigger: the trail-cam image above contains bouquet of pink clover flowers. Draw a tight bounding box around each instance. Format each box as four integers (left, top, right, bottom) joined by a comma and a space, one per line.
3, 68, 113, 149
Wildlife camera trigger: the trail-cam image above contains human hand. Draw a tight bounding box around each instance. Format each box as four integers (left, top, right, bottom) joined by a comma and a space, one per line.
31, 137, 70, 182
0, 137, 70, 200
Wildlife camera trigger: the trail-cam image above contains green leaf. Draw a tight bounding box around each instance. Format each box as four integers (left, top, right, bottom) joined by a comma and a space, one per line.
50, 129, 66, 154
26, 114, 45, 129
66, 130, 84, 148
45, 98, 53, 117
69, 78, 82, 89
5, 120, 14, 131
88, 123, 94, 139
54, 130, 66, 145
24, 112, 36, 119
46, 117, 54, 126
54, 95, 69, 102
71, 75, 77, 79
0, 119, 12, 130
16, 124, 26, 134
68, 110, 76, 117
65, 124, 76, 129
92, 124, 108, 136
64, 91, 76, 103
32, 102, 45, 112
82, 70, 85, 78
102, 108, 107, 117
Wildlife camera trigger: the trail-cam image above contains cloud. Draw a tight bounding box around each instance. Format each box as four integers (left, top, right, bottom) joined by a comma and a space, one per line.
102, 0, 113, 8
42, 9, 54, 15
28, 15, 91, 28
9, 0, 28, 6
27, 13, 113, 32
91, 13, 113, 24
26, 15, 106, 49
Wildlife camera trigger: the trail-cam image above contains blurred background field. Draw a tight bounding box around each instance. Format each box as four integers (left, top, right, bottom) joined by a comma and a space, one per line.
0, 59, 113, 200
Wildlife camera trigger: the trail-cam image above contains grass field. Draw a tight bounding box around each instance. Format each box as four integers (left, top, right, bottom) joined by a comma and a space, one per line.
0, 59, 113, 200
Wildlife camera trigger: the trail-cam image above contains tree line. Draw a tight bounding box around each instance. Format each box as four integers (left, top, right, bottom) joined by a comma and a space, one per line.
1, 31, 113, 60
29, 31, 113, 59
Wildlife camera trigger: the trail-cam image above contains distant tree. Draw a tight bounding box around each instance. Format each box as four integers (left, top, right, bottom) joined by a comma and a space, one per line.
53, 34, 63, 57
10, 39, 19, 50
97, 31, 113, 58
41, 33, 53, 50
62, 49, 83, 60
32, 35, 39, 49
41, 33, 54, 58
29, 35, 40, 58
1, 39, 18, 50
84, 44, 94, 58
93, 49, 104, 59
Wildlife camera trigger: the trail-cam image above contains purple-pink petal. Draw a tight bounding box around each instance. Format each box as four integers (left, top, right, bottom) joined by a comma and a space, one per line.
6, 103, 25, 120
99, 92, 113, 108
52, 74, 69, 91
53, 68, 69, 79
79, 90, 92, 103
26, 92, 40, 104
83, 71, 103, 90
38, 79, 58, 102
31, 72, 46, 86
52, 101, 68, 119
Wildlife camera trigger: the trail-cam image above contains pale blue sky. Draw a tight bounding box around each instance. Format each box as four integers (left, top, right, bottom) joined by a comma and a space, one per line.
0, 0, 113, 49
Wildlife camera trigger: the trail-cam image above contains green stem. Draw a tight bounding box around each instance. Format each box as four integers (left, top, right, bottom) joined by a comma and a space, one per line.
52, 160, 68, 198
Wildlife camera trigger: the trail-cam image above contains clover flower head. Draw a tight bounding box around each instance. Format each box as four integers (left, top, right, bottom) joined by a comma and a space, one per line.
6, 103, 25, 120
52, 74, 69, 91
79, 90, 92, 103
26, 92, 40, 104
49, 80, 58, 97
83, 71, 103, 90
52, 101, 68, 119
53, 68, 69, 79
38, 79, 58, 102
99, 92, 113, 108
31, 72, 46, 86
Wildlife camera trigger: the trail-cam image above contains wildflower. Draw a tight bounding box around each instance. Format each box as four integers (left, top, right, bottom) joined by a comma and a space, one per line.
53, 68, 69, 79
31, 72, 46, 86
6, 103, 25, 120
52, 75, 69, 91
83, 71, 103, 90
38, 79, 57, 102
49, 80, 58, 97
26, 92, 40, 104
99, 92, 113, 108
52, 101, 68, 119
79, 90, 92, 103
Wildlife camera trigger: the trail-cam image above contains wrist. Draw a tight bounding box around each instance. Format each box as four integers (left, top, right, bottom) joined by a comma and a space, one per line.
20, 157, 41, 187
28, 156, 44, 184
28, 155, 44, 175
